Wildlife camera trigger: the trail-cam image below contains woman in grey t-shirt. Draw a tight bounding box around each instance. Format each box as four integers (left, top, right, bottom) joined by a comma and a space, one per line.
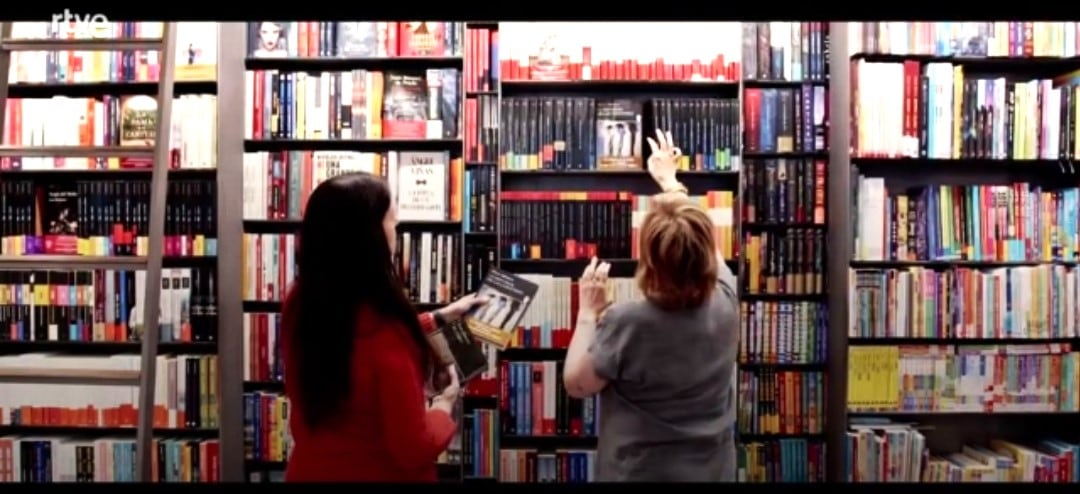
562, 130, 740, 482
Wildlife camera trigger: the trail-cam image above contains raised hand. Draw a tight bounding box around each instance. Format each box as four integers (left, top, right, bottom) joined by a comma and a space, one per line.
579, 257, 612, 319
645, 129, 681, 190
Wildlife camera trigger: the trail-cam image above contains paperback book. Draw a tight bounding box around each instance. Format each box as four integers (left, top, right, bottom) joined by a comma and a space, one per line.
465, 268, 540, 349
427, 320, 490, 382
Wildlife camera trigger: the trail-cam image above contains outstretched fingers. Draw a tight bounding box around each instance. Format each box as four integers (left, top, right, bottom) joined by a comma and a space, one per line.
655, 129, 669, 150
581, 256, 599, 280
595, 261, 611, 282
646, 136, 660, 155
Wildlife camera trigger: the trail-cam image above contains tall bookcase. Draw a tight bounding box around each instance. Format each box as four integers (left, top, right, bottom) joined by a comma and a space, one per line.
12, 21, 1078, 484
489, 22, 743, 483
0, 22, 226, 482
451, 22, 835, 483
737, 22, 832, 482
834, 22, 1080, 482
221, 21, 471, 482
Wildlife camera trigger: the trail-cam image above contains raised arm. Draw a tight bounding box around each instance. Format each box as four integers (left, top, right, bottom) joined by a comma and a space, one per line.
648, 129, 736, 295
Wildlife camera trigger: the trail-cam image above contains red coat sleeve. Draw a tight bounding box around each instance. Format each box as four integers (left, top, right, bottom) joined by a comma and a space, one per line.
418, 312, 437, 335
376, 334, 457, 470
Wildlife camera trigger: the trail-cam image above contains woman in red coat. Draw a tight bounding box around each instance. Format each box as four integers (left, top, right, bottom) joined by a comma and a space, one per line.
281, 172, 485, 482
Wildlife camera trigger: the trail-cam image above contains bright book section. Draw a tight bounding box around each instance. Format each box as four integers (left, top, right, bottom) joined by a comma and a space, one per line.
844, 21, 1080, 483
1, 19, 1080, 484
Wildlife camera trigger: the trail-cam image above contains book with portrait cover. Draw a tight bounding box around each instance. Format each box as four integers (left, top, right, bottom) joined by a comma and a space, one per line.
465, 269, 540, 349
595, 99, 643, 170
427, 320, 490, 382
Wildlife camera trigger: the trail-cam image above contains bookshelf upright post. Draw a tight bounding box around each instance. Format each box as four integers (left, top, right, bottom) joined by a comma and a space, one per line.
823, 21, 851, 483
216, 21, 249, 483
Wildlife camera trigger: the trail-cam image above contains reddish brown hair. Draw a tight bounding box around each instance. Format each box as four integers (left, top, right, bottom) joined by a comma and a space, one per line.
636, 192, 718, 311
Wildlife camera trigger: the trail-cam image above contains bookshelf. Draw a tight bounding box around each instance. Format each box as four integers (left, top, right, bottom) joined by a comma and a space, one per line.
213, 20, 1080, 484
736, 22, 831, 482
229, 21, 471, 482
0, 21, 224, 482
477, 21, 746, 483
836, 21, 1080, 482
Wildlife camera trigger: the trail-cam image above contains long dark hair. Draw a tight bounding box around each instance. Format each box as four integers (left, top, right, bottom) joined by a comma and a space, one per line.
285, 172, 430, 429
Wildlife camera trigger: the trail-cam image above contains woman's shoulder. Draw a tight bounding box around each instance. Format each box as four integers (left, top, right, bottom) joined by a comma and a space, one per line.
606, 293, 732, 325
600, 299, 657, 327
605, 297, 692, 320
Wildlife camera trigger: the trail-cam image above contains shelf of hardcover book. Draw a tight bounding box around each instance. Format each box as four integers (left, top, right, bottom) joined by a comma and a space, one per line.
740, 22, 831, 84
244, 22, 466, 65
498, 98, 741, 175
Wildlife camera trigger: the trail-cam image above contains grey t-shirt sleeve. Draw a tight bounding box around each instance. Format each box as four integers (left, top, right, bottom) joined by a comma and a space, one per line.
588, 307, 627, 381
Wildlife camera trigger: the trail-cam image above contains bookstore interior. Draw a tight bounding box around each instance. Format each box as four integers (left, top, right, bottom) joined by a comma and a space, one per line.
0, 19, 1078, 484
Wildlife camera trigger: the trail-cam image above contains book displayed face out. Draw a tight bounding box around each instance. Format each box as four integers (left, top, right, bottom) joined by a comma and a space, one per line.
464, 268, 540, 350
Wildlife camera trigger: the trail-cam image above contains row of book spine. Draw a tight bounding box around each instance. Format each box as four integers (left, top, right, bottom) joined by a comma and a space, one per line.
843, 20, 1080, 485
235, 21, 836, 483
21, 20, 1080, 484
0, 22, 224, 484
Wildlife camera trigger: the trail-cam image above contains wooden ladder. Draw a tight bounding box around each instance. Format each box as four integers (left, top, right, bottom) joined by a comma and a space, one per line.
0, 22, 179, 482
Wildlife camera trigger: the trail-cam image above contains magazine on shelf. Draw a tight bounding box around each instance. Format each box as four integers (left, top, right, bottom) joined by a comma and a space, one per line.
465, 269, 540, 349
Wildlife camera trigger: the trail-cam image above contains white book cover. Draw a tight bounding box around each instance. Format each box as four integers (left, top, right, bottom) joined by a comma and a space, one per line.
395, 151, 449, 221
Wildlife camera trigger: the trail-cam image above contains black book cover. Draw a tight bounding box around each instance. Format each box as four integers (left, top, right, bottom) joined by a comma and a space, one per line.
465, 268, 540, 349
439, 320, 489, 382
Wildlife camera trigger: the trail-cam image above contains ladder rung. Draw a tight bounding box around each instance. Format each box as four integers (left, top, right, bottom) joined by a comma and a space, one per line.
0, 367, 140, 385
2, 38, 163, 52
0, 255, 149, 270
0, 146, 155, 158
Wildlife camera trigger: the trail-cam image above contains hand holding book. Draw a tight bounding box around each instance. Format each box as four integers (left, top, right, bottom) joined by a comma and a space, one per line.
436, 293, 489, 322
429, 364, 461, 414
